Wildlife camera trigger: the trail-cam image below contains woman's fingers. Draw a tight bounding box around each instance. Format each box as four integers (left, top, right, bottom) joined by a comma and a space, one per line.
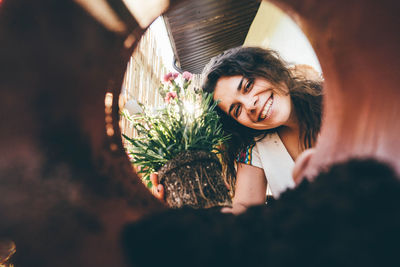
221, 203, 247, 215
156, 184, 164, 201
150, 172, 159, 187
150, 173, 164, 201
220, 207, 234, 213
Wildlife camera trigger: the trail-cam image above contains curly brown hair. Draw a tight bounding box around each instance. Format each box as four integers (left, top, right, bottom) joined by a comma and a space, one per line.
202, 47, 323, 189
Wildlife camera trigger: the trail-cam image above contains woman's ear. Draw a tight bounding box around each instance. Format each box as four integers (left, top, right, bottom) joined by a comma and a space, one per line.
292, 148, 316, 184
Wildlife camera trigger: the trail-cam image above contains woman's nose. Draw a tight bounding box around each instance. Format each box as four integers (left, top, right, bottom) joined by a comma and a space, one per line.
243, 95, 258, 113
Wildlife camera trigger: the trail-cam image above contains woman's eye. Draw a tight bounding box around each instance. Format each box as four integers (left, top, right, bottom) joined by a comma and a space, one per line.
244, 79, 254, 92
234, 105, 241, 118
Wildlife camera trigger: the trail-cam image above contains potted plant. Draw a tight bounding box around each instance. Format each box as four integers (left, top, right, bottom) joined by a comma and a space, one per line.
123, 72, 232, 209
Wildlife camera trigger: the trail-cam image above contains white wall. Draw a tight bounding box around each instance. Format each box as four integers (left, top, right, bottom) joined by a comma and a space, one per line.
149, 16, 175, 72
268, 16, 321, 73
244, 1, 321, 74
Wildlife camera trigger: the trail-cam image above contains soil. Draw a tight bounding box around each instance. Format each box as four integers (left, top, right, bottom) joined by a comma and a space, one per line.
158, 150, 232, 209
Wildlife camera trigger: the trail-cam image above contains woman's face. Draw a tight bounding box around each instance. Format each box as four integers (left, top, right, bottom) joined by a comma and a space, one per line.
213, 75, 293, 130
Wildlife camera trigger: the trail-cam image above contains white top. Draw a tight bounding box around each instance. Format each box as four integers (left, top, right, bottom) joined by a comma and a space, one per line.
236, 132, 295, 198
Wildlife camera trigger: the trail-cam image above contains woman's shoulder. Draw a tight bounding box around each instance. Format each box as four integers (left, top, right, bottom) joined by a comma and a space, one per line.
254, 132, 293, 163
236, 133, 280, 166
236, 142, 258, 165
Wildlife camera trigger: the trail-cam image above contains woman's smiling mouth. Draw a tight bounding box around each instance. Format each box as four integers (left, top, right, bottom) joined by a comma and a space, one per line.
259, 94, 274, 121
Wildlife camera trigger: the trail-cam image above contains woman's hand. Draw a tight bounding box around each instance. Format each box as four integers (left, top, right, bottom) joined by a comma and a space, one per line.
221, 163, 268, 215
220, 203, 248, 215
150, 173, 165, 201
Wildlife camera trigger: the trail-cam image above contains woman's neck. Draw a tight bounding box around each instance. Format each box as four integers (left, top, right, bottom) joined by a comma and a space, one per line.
284, 102, 300, 131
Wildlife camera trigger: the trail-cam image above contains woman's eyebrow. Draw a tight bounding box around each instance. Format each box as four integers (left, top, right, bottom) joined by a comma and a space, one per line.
228, 77, 245, 116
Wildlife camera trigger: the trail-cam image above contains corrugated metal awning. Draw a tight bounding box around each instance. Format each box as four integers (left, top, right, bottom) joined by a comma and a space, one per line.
163, 0, 261, 74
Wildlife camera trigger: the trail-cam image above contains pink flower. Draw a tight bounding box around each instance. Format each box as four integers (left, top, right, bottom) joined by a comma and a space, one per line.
164, 91, 177, 103
182, 71, 193, 81
163, 72, 179, 83
127, 153, 134, 161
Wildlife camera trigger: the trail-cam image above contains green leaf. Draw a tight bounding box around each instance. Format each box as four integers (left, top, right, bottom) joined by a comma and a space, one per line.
124, 79, 231, 181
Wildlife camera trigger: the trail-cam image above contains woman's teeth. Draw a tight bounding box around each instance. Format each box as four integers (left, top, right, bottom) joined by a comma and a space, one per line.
260, 97, 273, 120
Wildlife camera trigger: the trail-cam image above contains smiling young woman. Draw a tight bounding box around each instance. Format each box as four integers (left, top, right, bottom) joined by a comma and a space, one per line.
203, 46, 323, 214
214, 76, 294, 131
